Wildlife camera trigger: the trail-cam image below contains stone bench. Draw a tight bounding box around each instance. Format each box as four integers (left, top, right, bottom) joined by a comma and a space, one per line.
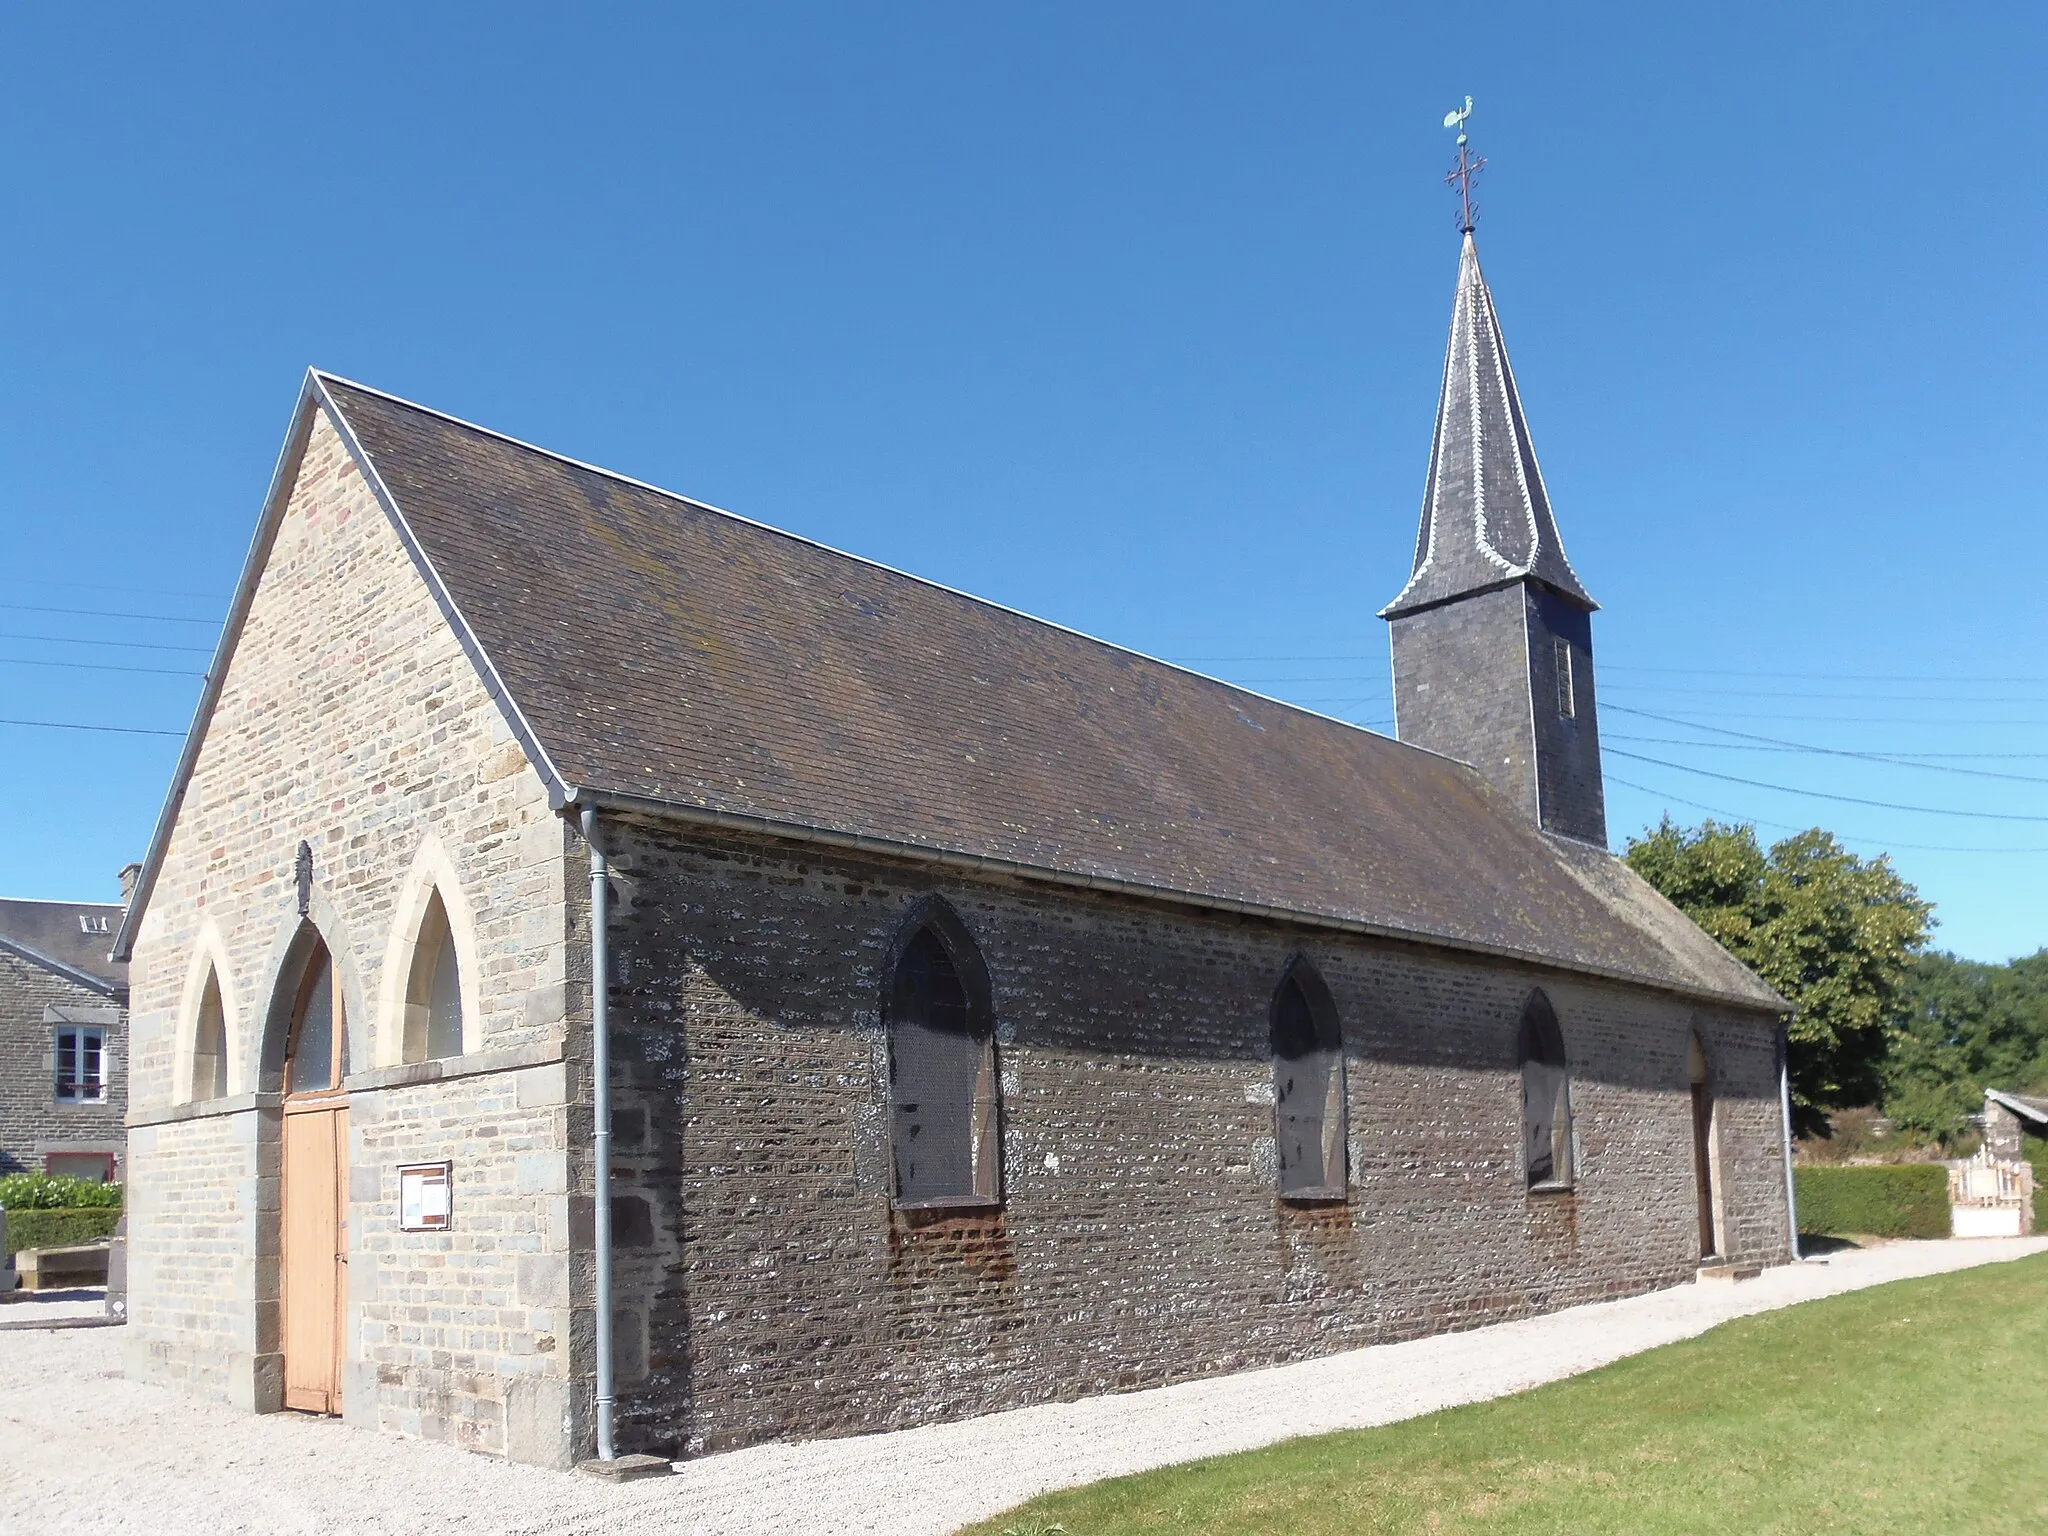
15, 1243, 110, 1291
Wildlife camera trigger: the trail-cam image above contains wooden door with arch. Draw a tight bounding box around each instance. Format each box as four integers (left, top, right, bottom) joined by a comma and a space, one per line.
281, 935, 350, 1415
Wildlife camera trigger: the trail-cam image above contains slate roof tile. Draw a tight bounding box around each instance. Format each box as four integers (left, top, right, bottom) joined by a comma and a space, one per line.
318, 377, 1780, 1012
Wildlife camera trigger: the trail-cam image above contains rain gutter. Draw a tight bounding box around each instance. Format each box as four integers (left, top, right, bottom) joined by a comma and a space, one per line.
580, 803, 616, 1462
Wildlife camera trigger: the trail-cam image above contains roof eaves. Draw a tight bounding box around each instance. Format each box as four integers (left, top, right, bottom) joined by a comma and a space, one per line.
0, 935, 124, 1000
565, 784, 1785, 1014
112, 375, 328, 962
1987, 1088, 2048, 1126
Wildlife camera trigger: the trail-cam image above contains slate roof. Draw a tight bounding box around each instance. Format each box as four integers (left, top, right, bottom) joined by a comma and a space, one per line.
0, 898, 127, 998
1987, 1090, 2048, 1126
115, 371, 1781, 1012
1382, 234, 1595, 618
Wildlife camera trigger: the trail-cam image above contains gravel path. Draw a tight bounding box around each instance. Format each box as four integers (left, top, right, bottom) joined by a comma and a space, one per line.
6, 1237, 2044, 1535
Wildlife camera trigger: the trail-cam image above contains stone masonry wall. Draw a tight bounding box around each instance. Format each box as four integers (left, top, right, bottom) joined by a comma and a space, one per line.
600, 820, 1791, 1458
1391, 584, 1537, 823
124, 405, 578, 1464
0, 953, 126, 1175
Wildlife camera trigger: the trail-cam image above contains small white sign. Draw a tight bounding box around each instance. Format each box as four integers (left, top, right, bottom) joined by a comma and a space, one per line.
398, 1162, 453, 1232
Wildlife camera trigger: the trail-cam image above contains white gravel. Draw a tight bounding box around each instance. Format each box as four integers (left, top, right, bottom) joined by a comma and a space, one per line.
5, 1236, 2044, 1535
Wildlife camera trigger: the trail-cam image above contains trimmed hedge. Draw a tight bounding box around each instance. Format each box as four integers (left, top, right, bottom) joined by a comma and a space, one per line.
2, 1207, 120, 1258
1795, 1164, 1950, 1240
2024, 1135, 2048, 1233
0, 1174, 122, 1210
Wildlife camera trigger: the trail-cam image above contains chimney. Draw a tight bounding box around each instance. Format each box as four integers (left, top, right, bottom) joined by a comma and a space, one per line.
119, 862, 143, 906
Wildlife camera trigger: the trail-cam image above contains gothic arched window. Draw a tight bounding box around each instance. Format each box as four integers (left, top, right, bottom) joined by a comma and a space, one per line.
402, 889, 465, 1063
192, 964, 228, 1102
1518, 989, 1573, 1190
1272, 960, 1347, 1199
287, 939, 347, 1097
886, 915, 998, 1208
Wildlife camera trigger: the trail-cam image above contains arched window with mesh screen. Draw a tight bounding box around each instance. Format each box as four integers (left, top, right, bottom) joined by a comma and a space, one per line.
1518, 989, 1574, 1190
886, 907, 999, 1208
1272, 958, 1347, 1200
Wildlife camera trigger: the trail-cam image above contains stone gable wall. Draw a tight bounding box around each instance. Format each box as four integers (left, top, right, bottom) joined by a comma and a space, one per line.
598, 820, 1791, 1458
0, 954, 126, 1175
123, 406, 580, 1465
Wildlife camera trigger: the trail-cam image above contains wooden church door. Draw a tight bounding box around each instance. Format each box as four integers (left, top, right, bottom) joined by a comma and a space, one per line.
281, 940, 349, 1415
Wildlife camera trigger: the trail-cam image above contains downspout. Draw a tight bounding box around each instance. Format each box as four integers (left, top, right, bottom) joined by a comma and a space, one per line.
1778, 1019, 1800, 1260
581, 803, 616, 1461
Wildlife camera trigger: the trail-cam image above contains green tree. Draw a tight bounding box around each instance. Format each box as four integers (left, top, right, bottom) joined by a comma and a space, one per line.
1624, 818, 1932, 1135
1883, 949, 2048, 1142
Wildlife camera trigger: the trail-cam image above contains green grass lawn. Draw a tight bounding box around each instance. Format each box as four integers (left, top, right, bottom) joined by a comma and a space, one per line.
963, 1255, 2048, 1536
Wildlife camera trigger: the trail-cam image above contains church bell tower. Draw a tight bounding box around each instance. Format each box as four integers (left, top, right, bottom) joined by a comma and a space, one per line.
1382, 108, 1607, 846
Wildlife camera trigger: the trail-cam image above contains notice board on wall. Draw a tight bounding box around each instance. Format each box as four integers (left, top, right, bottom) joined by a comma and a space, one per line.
398, 1161, 453, 1232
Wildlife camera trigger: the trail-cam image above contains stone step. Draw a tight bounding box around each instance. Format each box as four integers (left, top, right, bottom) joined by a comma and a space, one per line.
1697, 1261, 1763, 1283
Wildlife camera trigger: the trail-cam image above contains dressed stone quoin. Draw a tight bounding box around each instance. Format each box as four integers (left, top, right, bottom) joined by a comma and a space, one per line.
114, 110, 1794, 1470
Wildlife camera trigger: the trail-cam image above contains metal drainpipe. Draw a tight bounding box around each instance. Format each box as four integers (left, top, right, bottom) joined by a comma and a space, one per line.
1778, 1020, 1801, 1260
581, 803, 616, 1461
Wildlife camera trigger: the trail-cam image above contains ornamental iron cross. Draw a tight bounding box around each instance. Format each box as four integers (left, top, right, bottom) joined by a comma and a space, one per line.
1443, 96, 1484, 234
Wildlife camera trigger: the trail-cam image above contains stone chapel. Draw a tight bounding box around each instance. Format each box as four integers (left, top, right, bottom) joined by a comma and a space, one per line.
115, 225, 1794, 1469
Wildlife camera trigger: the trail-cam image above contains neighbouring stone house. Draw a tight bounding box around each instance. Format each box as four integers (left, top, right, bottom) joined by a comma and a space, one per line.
1949, 1093, 2045, 1237
115, 228, 1794, 1470
1982, 1089, 2048, 1164
0, 882, 133, 1181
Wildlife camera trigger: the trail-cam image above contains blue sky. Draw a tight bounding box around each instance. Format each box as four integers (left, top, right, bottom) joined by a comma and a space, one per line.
3, 4, 2044, 961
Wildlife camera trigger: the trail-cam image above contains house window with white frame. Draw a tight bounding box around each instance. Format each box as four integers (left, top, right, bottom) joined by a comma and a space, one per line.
54, 1025, 107, 1103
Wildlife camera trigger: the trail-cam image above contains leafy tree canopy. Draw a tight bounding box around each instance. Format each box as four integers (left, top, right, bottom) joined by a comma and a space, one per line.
1625, 818, 1932, 1133
1883, 948, 2048, 1142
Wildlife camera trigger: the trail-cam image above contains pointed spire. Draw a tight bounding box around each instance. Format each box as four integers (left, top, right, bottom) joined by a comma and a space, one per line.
1380, 233, 1595, 618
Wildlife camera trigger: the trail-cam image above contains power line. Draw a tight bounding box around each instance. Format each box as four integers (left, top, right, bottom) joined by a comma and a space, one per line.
0, 631, 215, 654
1604, 706, 2048, 785
1604, 774, 2048, 854
1594, 708, 2046, 726
1607, 734, 2048, 762
0, 602, 221, 626
14, 578, 228, 602
1195, 673, 2048, 705
1602, 748, 2048, 822
1166, 655, 2048, 687
0, 717, 184, 738
1604, 685, 2048, 702
0, 655, 207, 678
1605, 665, 2048, 684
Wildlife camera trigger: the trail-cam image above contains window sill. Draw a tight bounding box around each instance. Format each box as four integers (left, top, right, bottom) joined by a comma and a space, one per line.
1527, 1180, 1576, 1197
892, 1195, 1004, 1213
1279, 1188, 1348, 1205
